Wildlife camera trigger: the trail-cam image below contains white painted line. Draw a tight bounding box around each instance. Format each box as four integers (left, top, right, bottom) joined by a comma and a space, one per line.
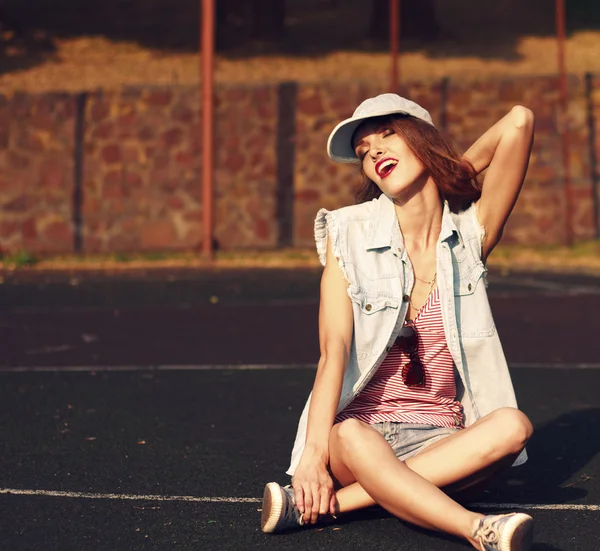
471, 502, 600, 512
2, 362, 600, 373
510, 362, 600, 369
0, 364, 317, 373
1, 488, 599, 512
24, 345, 74, 355
487, 276, 600, 295
0, 488, 260, 503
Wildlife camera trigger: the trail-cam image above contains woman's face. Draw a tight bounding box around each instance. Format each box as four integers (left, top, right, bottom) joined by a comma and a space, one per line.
353, 121, 428, 198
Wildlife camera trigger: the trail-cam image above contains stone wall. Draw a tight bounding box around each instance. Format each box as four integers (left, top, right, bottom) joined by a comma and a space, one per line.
0, 93, 76, 253
81, 86, 278, 252
1, 75, 600, 255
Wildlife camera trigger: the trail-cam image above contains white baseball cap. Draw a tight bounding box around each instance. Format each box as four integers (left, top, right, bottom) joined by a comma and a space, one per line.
326, 93, 434, 163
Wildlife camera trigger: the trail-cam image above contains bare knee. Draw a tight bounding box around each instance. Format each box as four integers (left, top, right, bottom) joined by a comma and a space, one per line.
490, 407, 533, 456
333, 418, 369, 454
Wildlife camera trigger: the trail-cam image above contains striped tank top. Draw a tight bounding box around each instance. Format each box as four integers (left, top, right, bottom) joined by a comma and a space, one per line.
336, 286, 464, 429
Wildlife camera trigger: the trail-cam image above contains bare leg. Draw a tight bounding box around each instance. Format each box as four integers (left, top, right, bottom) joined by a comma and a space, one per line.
328, 408, 533, 547
332, 408, 532, 511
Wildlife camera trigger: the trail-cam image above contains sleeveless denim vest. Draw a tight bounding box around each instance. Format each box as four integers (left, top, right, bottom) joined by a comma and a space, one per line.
287, 193, 526, 476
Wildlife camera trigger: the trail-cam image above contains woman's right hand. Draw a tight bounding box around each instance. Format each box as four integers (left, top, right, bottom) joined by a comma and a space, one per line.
289, 236, 350, 525
291, 454, 337, 525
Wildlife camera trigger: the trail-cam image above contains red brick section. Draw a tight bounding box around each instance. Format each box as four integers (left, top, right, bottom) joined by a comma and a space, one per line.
1, 76, 600, 254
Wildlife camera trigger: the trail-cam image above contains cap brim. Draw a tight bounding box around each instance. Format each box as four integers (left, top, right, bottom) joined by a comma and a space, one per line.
326, 109, 413, 163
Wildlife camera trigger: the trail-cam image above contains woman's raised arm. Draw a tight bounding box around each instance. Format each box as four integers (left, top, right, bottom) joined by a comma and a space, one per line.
463, 106, 535, 260
292, 235, 353, 524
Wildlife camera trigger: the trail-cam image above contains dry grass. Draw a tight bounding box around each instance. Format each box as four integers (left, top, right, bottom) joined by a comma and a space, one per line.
2, 242, 600, 276
2, 31, 600, 93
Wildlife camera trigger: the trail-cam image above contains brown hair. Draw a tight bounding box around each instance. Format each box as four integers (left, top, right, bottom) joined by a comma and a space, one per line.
354, 115, 481, 212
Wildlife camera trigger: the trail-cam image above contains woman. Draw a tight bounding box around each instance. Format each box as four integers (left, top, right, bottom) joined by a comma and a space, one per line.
261, 93, 535, 551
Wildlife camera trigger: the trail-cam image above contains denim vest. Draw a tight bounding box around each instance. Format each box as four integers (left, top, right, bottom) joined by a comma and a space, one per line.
287, 193, 526, 476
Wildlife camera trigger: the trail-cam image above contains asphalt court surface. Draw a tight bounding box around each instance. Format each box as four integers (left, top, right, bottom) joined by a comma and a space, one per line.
1, 267, 600, 550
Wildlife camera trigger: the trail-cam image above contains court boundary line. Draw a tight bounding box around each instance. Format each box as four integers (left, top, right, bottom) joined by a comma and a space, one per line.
2, 362, 600, 373
0, 488, 259, 503
1, 488, 599, 511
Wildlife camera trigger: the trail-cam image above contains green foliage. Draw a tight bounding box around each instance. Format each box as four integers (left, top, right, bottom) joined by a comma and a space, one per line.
142, 251, 171, 261
113, 252, 132, 263
111, 251, 183, 263
1, 250, 39, 268
568, 238, 600, 257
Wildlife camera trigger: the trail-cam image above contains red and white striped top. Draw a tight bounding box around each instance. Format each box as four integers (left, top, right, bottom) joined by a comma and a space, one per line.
336, 286, 464, 429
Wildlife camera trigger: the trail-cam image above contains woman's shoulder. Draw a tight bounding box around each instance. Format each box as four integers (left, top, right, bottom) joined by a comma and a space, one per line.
315, 198, 380, 226
314, 199, 380, 268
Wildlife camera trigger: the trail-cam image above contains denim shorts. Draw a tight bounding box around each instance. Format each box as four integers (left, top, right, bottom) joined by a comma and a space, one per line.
370, 421, 460, 462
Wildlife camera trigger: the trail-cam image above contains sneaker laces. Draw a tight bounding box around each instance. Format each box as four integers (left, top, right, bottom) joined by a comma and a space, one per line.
474, 514, 512, 549
478, 518, 500, 545
282, 486, 305, 527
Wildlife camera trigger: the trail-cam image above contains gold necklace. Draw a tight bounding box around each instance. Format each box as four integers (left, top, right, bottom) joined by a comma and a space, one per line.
414, 272, 436, 285
409, 272, 437, 312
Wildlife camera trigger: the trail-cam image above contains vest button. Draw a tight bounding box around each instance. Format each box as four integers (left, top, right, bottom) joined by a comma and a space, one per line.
365, 304, 372, 311
468, 283, 472, 291
402, 294, 410, 302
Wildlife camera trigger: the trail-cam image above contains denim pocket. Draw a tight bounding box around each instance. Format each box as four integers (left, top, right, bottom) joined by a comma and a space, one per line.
454, 261, 486, 296
348, 286, 400, 314
453, 263, 496, 338
348, 286, 401, 358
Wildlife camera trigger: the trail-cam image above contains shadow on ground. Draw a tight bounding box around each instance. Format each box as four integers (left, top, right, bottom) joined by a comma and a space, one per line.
492, 408, 600, 504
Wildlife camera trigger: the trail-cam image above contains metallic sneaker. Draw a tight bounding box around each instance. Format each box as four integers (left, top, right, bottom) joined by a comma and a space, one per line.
261, 482, 305, 533
473, 512, 534, 551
